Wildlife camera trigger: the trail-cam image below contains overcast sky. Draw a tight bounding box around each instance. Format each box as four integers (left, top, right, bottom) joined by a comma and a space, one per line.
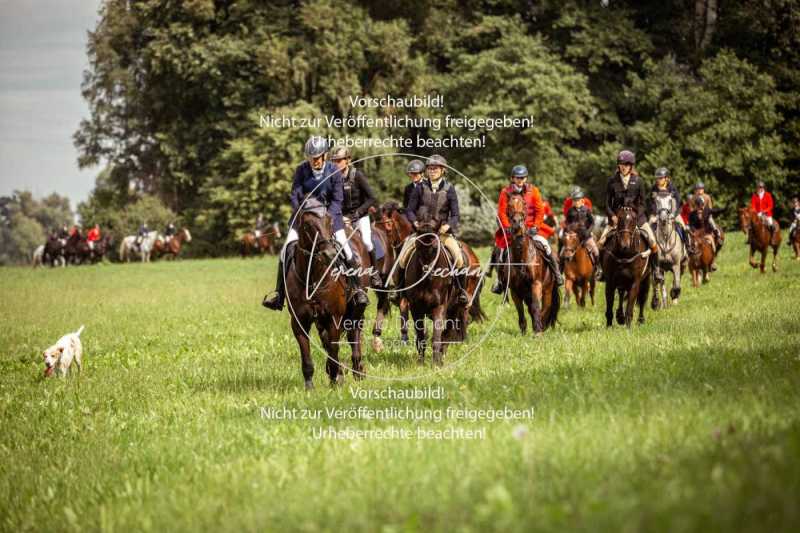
0, 0, 100, 211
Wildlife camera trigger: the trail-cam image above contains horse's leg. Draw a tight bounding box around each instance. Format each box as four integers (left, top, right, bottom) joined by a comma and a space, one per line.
772, 243, 779, 272
431, 305, 446, 366
348, 322, 365, 380
637, 277, 648, 325
671, 264, 681, 304
760, 248, 766, 273
589, 276, 596, 307
605, 281, 615, 327
371, 294, 387, 353
616, 289, 626, 325
321, 320, 343, 386
400, 299, 410, 344
625, 282, 638, 327
290, 316, 315, 389
412, 310, 426, 364
511, 291, 527, 335
563, 276, 572, 309
530, 280, 544, 335
749, 244, 758, 269
651, 273, 660, 310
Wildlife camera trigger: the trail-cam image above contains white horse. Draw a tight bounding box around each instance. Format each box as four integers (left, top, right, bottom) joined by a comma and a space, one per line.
32, 245, 44, 268
651, 194, 686, 309
119, 231, 159, 262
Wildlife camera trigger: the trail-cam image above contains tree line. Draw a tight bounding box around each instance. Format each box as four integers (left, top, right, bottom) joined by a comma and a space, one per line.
34, 1, 800, 258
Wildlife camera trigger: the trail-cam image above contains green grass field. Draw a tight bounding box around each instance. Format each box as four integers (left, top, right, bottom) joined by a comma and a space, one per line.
1, 233, 799, 532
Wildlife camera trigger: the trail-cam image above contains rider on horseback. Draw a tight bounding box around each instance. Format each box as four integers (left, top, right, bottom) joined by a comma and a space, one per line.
596, 150, 661, 281
402, 159, 425, 216
390, 154, 469, 305
329, 147, 383, 289
136, 222, 149, 246
789, 197, 800, 241
262, 136, 369, 311
254, 214, 265, 239
688, 195, 715, 234
164, 222, 176, 243
489, 164, 564, 294
748, 180, 777, 243
563, 188, 599, 267
86, 224, 100, 251
648, 167, 693, 254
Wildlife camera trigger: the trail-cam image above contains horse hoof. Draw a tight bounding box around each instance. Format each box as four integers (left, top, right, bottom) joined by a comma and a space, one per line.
304, 380, 314, 390
372, 337, 384, 353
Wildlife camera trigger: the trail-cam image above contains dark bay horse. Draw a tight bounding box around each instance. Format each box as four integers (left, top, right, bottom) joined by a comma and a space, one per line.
602, 207, 651, 327
403, 215, 484, 366
688, 228, 715, 287
499, 195, 559, 334
739, 207, 781, 273
43, 235, 66, 267
285, 204, 369, 388
560, 227, 595, 308
372, 202, 414, 349
154, 228, 192, 259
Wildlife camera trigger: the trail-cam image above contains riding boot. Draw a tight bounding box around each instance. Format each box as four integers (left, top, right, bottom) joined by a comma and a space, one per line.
262, 259, 286, 311
455, 273, 470, 304
595, 249, 605, 281
345, 256, 369, 306
367, 249, 383, 288
486, 247, 499, 278
544, 251, 564, 286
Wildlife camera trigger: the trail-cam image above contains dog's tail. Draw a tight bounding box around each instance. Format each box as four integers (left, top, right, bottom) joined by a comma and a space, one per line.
75, 325, 85, 337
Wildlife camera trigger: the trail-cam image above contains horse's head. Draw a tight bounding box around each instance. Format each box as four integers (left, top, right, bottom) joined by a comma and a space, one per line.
615, 207, 638, 250
298, 204, 338, 266
414, 207, 442, 262
560, 230, 579, 262
507, 195, 527, 238
738, 207, 752, 234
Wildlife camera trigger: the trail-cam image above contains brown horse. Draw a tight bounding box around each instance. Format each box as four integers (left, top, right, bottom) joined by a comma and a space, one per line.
602, 207, 651, 327
403, 213, 484, 365
154, 228, 192, 259
285, 203, 370, 388
241, 227, 278, 257
499, 195, 559, 335
738, 207, 781, 273
791, 223, 800, 260
371, 202, 414, 349
688, 228, 715, 287
559, 228, 595, 308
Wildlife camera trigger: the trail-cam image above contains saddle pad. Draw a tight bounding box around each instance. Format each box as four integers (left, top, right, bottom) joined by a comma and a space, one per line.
372, 233, 385, 260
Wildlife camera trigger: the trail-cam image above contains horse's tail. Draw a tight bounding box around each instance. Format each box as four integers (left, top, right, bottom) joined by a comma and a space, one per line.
469, 276, 487, 323
543, 281, 561, 329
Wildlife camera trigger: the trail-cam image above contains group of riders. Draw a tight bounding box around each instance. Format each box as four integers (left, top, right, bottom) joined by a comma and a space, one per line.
259, 136, 788, 311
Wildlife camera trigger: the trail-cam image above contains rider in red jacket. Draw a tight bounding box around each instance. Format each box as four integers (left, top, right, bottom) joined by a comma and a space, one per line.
489, 165, 563, 293
748, 180, 776, 243
86, 224, 100, 251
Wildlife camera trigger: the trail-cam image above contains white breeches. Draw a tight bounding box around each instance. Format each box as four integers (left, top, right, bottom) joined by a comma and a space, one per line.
533, 234, 551, 255
357, 216, 373, 252
280, 227, 353, 262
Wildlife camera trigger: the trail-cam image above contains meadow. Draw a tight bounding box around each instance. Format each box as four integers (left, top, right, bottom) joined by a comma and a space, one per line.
1, 232, 799, 532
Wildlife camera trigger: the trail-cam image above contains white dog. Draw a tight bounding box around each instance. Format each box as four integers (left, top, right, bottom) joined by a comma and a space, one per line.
43, 325, 84, 377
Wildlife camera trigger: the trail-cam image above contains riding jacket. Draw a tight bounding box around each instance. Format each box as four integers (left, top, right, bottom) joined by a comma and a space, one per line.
341, 166, 376, 219
497, 183, 543, 230
289, 160, 344, 232
405, 178, 459, 233
647, 183, 681, 218
750, 191, 774, 217
403, 181, 421, 214
562, 197, 593, 217
605, 172, 647, 225
565, 205, 595, 240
